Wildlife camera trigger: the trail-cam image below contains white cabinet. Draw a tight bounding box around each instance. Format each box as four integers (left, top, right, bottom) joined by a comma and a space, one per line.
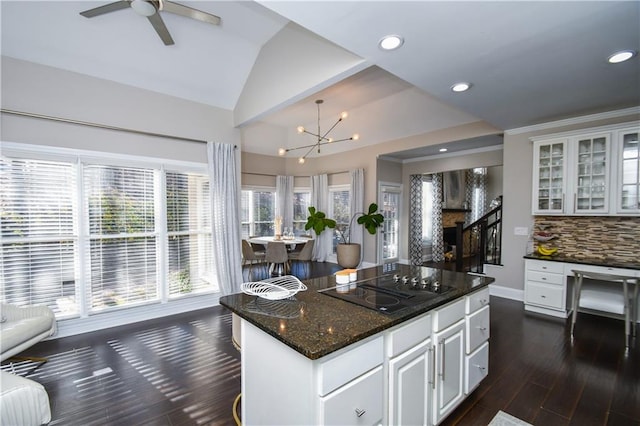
321, 366, 384, 426
388, 340, 432, 426
387, 314, 432, 426
533, 138, 568, 214
573, 132, 610, 214
431, 299, 465, 425
464, 287, 490, 395
524, 259, 567, 318
531, 121, 639, 216
614, 126, 640, 214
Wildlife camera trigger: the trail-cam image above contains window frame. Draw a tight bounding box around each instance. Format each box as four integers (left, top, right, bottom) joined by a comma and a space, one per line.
240, 186, 276, 238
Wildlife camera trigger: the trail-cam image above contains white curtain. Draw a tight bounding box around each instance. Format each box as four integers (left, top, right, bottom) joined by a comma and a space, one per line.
311, 174, 331, 262
208, 142, 243, 295
349, 168, 364, 246
276, 175, 294, 231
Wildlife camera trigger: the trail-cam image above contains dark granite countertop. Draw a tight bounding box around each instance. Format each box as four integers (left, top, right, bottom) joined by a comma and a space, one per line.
524, 253, 640, 271
219, 264, 493, 360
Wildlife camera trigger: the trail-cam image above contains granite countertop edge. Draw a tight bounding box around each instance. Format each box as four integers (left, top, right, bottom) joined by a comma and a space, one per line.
524, 253, 640, 271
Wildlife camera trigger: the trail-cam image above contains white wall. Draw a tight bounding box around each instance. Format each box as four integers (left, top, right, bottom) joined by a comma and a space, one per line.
1, 57, 239, 160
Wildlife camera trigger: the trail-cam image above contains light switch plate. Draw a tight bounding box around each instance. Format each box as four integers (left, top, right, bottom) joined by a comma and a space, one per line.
514, 227, 529, 236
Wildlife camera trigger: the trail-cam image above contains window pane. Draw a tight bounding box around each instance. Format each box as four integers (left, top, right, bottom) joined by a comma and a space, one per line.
85, 165, 158, 311
293, 191, 310, 235
0, 157, 78, 316
166, 171, 216, 297
89, 237, 158, 310
85, 165, 155, 235
330, 189, 350, 252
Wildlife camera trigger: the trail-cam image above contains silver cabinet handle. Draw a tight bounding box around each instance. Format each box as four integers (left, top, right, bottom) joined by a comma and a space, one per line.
429, 345, 435, 389
355, 408, 366, 417
439, 340, 445, 381
474, 364, 486, 371
477, 326, 487, 331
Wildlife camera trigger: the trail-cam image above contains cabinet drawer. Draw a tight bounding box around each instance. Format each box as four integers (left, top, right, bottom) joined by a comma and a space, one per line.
525, 282, 564, 309
527, 259, 565, 274
318, 336, 383, 396
465, 287, 490, 314
320, 366, 383, 426
466, 305, 490, 354
432, 298, 465, 332
465, 341, 488, 394
387, 313, 431, 358
528, 270, 564, 286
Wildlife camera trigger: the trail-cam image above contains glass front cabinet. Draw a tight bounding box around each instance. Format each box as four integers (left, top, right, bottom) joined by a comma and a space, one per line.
532, 121, 639, 216
533, 138, 567, 214
615, 127, 640, 214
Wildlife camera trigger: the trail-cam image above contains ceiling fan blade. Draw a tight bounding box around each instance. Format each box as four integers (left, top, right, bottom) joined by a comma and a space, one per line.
161, 1, 221, 25
80, 1, 130, 18
147, 13, 174, 45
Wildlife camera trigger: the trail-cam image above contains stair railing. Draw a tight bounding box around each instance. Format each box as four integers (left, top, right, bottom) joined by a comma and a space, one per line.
454, 202, 502, 273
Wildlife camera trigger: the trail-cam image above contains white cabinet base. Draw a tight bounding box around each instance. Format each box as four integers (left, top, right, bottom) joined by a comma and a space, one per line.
465, 341, 489, 394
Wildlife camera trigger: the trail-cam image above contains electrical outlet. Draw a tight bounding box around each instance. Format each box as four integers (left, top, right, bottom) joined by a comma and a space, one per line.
514, 227, 529, 236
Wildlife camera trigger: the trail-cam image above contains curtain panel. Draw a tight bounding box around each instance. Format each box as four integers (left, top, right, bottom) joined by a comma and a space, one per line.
349, 169, 364, 246
409, 174, 423, 265
432, 173, 444, 262
276, 175, 294, 231
311, 174, 331, 262
208, 142, 243, 295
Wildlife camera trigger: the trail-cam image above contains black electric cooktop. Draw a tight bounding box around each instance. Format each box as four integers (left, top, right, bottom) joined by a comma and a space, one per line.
321, 273, 455, 314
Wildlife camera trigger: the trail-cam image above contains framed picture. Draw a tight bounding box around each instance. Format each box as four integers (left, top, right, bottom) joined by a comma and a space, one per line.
444, 170, 466, 209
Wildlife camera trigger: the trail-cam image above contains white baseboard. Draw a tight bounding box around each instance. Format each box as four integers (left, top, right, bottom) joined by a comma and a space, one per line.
489, 284, 524, 302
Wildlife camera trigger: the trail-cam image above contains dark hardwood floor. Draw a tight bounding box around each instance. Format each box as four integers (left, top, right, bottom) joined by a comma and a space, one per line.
3, 263, 638, 425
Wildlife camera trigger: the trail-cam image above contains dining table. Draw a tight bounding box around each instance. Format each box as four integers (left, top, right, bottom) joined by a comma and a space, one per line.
248, 236, 313, 275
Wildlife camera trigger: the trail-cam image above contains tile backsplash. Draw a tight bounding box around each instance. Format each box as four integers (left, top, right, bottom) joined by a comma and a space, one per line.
534, 216, 640, 262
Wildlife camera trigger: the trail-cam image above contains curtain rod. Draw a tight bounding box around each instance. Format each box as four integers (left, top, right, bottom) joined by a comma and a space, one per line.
242, 170, 350, 178
0, 108, 219, 145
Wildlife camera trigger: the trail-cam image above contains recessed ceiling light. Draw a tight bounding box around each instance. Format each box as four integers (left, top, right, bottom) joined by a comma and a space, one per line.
379, 35, 404, 51
451, 82, 471, 92
439, 148, 448, 152
608, 50, 636, 63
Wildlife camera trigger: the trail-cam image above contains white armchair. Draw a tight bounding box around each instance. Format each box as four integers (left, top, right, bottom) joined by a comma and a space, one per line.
0, 303, 57, 362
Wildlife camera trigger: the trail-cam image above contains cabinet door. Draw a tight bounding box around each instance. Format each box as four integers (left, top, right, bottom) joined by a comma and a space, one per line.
389, 339, 432, 426
573, 133, 610, 214
432, 320, 465, 425
616, 128, 640, 213
533, 139, 567, 214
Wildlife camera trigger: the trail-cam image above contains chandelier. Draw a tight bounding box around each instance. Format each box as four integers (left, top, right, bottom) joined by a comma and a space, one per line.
278, 99, 359, 164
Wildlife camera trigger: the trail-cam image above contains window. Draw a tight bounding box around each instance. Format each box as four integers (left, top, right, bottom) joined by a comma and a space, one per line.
329, 186, 350, 253
166, 171, 215, 297
1, 146, 215, 319
240, 189, 275, 238
0, 158, 78, 317
293, 189, 310, 236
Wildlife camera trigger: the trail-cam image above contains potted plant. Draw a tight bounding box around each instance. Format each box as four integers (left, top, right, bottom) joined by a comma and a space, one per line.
335, 203, 384, 268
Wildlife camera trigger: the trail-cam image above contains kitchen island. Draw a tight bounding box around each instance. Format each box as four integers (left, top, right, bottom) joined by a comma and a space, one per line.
220, 263, 493, 425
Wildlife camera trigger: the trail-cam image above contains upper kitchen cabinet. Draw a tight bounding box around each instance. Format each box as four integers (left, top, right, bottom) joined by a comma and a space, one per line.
614, 127, 640, 214
532, 138, 568, 214
532, 121, 639, 216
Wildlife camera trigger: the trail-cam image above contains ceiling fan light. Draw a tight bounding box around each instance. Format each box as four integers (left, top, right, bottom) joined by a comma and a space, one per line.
278, 147, 286, 156
352, 134, 360, 141
297, 126, 305, 134
131, 0, 157, 17
608, 50, 636, 63
298, 157, 306, 164
340, 111, 348, 120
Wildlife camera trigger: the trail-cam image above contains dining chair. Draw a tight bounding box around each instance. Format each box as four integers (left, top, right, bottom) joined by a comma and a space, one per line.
288, 239, 315, 277
571, 270, 639, 348
242, 239, 266, 277
265, 241, 289, 276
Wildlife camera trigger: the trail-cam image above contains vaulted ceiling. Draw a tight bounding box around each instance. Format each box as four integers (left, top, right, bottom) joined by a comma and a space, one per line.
2, 1, 639, 159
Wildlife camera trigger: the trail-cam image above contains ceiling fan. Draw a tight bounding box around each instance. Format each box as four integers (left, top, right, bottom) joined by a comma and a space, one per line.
79, 0, 221, 46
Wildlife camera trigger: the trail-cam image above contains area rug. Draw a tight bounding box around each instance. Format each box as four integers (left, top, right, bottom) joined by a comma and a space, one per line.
488, 410, 533, 426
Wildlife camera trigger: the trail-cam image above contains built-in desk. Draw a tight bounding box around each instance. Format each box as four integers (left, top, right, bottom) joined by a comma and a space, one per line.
523, 254, 640, 318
